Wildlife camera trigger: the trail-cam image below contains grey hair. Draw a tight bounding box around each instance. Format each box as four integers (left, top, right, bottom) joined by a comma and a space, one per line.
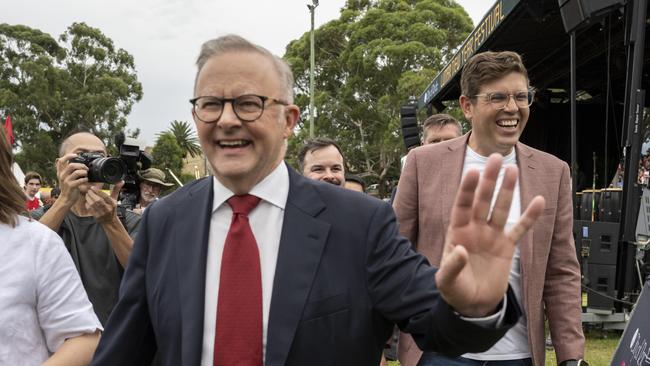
194, 34, 294, 103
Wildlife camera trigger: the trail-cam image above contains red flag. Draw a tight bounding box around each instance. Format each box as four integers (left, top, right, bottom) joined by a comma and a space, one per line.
3, 114, 14, 145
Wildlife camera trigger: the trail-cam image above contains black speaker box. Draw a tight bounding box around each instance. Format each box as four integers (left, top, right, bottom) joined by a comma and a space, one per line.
599, 188, 622, 222
559, 0, 625, 33
587, 221, 620, 265
574, 192, 582, 221
573, 221, 620, 265
399, 105, 420, 151
579, 190, 601, 221
573, 220, 591, 261
586, 263, 617, 312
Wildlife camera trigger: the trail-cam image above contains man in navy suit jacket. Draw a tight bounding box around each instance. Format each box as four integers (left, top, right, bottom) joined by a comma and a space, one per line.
91, 35, 545, 366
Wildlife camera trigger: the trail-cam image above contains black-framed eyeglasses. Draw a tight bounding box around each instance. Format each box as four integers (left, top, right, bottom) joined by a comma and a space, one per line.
189, 94, 289, 123
472, 89, 535, 109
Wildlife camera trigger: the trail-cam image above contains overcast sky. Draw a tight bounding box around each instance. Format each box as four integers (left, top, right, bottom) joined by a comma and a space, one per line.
3, 0, 491, 146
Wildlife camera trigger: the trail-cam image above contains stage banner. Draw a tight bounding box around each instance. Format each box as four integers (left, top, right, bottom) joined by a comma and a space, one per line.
418, 0, 520, 108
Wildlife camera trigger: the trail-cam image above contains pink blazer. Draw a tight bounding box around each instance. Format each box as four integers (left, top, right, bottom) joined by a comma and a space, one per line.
393, 134, 584, 366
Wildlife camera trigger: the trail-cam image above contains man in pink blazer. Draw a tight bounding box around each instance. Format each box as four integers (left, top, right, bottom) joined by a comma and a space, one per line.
394, 51, 585, 366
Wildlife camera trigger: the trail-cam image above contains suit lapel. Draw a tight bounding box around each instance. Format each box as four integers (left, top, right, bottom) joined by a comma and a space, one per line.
173, 177, 214, 366
442, 134, 470, 230
515, 143, 536, 316
265, 168, 330, 366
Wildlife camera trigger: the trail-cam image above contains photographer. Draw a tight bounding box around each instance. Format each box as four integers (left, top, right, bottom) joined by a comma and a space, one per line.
40, 131, 141, 325
132, 168, 173, 214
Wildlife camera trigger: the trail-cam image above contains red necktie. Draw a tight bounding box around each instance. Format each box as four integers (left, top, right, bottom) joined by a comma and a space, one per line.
214, 194, 262, 366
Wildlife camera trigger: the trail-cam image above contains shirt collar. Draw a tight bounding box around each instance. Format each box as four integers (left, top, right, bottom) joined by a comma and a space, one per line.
211, 162, 289, 213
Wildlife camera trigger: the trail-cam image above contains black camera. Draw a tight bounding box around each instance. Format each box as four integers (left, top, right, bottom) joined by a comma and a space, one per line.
115, 133, 153, 210
70, 152, 126, 184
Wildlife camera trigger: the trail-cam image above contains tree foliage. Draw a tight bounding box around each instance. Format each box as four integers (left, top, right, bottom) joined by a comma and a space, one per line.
152, 132, 184, 181
284, 0, 472, 196
0, 22, 142, 184
162, 120, 202, 159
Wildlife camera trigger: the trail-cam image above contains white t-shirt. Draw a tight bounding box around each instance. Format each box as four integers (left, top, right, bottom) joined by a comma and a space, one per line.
0, 215, 102, 365
462, 147, 532, 361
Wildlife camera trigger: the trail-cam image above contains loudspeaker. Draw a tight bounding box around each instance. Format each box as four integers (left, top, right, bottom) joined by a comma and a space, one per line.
573, 220, 591, 259
588, 221, 620, 265
580, 189, 601, 221
599, 188, 623, 222
400, 105, 420, 151
559, 0, 625, 33
573, 220, 592, 284
586, 263, 617, 312
573, 220, 619, 265
575, 192, 582, 221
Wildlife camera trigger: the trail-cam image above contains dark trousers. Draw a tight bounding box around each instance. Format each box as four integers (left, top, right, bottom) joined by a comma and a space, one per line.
417, 353, 533, 366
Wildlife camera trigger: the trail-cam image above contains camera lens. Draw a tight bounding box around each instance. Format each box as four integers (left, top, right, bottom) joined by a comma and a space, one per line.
88, 157, 126, 184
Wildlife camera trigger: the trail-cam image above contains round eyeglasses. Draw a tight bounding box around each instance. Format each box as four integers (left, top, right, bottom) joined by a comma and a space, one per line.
472, 90, 535, 110
189, 94, 289, 123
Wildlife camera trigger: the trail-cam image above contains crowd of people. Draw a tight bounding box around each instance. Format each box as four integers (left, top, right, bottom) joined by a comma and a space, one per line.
1, 34, 589, 366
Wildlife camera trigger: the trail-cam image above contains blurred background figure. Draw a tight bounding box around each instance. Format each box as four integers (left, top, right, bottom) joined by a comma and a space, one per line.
0, 129, 101, 366
298, 137, 346, 187
23, 171, 42, 211
40, 187, 60, 210
344, 174, 365, 193
421, 113, 462, 145
133, 168, 173, 214
49, 187, 61, 206
30, 187, 60, 220
40, 189, 52, 209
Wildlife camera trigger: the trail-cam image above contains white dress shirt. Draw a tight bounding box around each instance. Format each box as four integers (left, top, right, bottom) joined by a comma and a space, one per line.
201, 162, 289, 365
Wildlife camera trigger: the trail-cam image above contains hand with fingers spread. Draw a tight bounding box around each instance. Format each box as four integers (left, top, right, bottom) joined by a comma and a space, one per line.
435, 154, 546, 318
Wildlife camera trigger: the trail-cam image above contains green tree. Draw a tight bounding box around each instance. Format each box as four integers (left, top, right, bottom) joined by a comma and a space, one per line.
162, 120, 202, 159
284, 0, 472, 196
0, 22, 142, 184
152, 132, 184, 182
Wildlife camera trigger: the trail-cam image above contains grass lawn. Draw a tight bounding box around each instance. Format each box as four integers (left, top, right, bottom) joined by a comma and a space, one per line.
546, 329, 620, 366
387, 330, 621, 366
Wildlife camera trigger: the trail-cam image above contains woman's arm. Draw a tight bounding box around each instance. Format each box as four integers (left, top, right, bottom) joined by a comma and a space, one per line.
42, 331, 101, 366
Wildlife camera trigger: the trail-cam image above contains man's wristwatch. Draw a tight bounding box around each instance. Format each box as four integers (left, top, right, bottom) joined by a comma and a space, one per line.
560, 360, 588, 366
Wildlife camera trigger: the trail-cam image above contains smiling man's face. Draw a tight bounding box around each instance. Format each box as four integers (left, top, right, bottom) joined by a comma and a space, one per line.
193, 51, 299, 193
302, 145, 345, 186
461, 71, 530, 156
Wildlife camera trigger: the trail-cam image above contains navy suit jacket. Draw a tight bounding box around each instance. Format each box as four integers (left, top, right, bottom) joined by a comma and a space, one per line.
92, 164, 521, 366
